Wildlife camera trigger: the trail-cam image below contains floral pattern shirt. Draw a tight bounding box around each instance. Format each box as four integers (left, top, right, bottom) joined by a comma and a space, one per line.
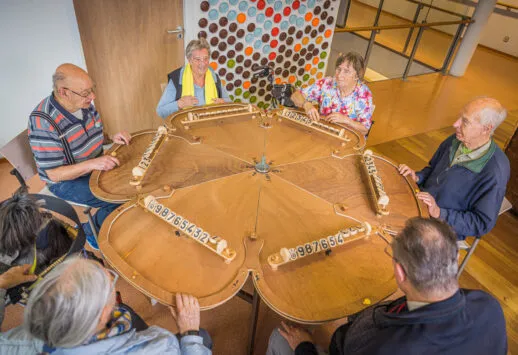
301, 77, 375, 130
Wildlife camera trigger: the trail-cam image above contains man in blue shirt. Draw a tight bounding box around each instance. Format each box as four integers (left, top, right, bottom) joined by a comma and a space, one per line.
398, 97, 510, 240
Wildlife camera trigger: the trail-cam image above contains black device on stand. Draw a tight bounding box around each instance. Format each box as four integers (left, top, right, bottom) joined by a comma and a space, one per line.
252, 66, 295, 109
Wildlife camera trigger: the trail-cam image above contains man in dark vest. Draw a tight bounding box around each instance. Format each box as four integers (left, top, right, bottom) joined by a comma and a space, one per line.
157, 38, 230, 118
267, 217, 507, 355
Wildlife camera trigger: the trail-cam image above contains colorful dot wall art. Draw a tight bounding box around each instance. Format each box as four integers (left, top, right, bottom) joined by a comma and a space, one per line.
197, 0, 340, 109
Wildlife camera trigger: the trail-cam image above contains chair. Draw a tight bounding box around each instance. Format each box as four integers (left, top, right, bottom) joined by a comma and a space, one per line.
0, 130, 98, 238
457, 197, 513, 277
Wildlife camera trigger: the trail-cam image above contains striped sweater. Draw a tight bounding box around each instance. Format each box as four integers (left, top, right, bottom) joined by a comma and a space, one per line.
28, 94, 104, 183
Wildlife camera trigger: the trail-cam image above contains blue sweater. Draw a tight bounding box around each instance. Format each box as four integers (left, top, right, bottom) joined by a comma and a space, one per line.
416, 135, 510, 240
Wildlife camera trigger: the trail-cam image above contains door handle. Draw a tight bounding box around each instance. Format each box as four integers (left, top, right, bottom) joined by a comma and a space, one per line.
167, 26, 184, 39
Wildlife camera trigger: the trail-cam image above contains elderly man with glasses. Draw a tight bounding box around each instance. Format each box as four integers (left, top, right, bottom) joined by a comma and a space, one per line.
156, 38, 230, 118
28, 63, 131, 250
266, 217, 507, 355
0, 257, 212, 354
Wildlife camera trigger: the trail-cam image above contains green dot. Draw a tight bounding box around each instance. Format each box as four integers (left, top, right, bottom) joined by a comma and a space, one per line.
318, 62, 325, 69
258, 102, 264, 108
229, 95, 235, 101
235, 98, 242, 103
227, 59, 236, 68
320, 51, 327, 59
235, 88, 242, 96
296, 80, 302, 87
263, 103, 270, 109
243, 91, 251, 99
250, 96, 257, 103
303, 74, 310, 81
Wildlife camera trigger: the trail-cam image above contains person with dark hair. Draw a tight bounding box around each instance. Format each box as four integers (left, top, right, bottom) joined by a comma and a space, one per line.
267, 217, 507, 355
0, 189, 72, 275
291, 52, 374, 136
399, 97, 510, 240
156, 38, 231, 118
28, 63, 131, 250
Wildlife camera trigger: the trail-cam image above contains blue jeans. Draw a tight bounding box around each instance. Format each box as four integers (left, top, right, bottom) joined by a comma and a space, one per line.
48, 174, 119, 236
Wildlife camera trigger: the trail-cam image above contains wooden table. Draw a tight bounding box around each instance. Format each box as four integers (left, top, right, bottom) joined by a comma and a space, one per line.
91, 103, 426, 327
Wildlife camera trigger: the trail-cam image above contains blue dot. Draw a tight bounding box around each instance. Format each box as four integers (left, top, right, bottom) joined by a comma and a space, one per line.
246, 33, 255, 44
247, 7, 257, 17
238, 1, 248, 11
298, 4, 307, 15
254, 28, 263, 37
262, 45, 271, 54
274, 1, 282, 11
264, 20, 273, 30
227, 10, 237, 21
296, 17, 304, 27
219, 2, 229, 13
280, 20, 289, 31
289, 14, 297, 25
229, 0, 238, 5
209, 0, 219, 6
256, 13, 265, 23
208, 9, 219, 21
285, 0, 293, 4
254, 40, 263, 49
267, 0, 275, 4
308, 0, 316, 8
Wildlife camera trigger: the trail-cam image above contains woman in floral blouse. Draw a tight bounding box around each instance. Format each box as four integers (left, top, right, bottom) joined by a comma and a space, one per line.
291, 52, 374, 136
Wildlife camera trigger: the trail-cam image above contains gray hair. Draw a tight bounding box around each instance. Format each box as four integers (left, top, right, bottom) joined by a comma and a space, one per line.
392, 218, 458, 295
479, 105, 507, 135
335, 52, 365, 80
52, 71, 66, 92
24, 257, 112, 348
186, 38, 210, 59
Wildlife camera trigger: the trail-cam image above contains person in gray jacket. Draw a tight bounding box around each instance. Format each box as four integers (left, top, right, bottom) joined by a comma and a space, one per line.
0, 257, 212, 354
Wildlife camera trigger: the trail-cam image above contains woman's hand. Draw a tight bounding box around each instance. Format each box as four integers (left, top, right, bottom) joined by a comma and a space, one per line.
303, 102, 320, 121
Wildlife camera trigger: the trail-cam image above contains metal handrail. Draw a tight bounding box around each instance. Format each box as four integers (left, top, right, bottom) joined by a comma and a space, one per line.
334, 19, 473, 33
407, 0, 471, 19
496, 1, 518, 11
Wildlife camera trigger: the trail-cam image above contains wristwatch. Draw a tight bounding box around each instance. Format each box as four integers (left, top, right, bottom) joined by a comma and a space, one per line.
180, 330, 200, 338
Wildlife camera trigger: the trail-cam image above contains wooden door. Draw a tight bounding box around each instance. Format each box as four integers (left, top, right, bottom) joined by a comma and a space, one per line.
73, 0, 184, 135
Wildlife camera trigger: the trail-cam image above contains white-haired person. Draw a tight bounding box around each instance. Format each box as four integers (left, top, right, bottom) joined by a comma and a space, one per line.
399, 97, 510, 240
267, 217, 507, 355
156, 38, 231, 118
0, 257, 212, 354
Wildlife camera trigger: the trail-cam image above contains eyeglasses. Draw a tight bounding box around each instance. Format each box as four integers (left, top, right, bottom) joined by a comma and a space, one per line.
191, 56, 209, 64
64, 86, 96, 98
106, 268, 119, 291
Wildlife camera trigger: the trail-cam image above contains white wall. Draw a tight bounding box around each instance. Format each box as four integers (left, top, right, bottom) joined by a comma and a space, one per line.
356, 0, 518, 56
0, 0, 86, 148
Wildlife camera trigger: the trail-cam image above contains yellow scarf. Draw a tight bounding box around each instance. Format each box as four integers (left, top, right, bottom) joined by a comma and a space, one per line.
181, 63, 218, 105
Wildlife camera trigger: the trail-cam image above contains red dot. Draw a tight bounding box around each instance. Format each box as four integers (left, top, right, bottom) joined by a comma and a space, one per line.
271, 27, 279, 36
273, 14, 282, 23
257, 0, 265, 10
293, 1, 300, 10
270, 39, 278, 48
265, 7, 274, 17
283, 7, 291, 16
269, 52, 277, 61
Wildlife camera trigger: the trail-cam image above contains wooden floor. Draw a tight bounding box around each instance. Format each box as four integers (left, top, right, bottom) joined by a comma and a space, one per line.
2, 4, 518, 354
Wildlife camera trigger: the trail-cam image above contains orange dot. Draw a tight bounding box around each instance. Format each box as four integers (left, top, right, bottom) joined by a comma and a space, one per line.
309, 78, 315, 85
316, 36, 323, 44
243, 81, 251, 89
305, 63, 311, 71
317, 72, 324, 79
209, 62, 218, 71
245, 47, 253, 56
312, 57, 319, 65
221, 79, 226, 86
275, 78, 282, 84
302, 37, 309, 45
310, 67, 317, 75
289, 75, 296, 83
305, 12, 313, 22
294, 43, 302, 52
312, 18, 319, 27
324, 29, 332, 38
237, 13, 246, 24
